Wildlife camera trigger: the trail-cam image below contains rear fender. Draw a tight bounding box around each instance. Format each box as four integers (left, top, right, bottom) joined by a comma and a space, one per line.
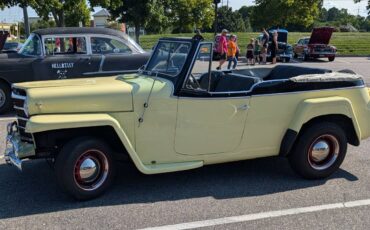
289, 96, 361, 139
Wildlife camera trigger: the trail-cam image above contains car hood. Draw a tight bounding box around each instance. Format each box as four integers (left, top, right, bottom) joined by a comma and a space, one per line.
309, 27, 334, 45
14, 76, 134, 115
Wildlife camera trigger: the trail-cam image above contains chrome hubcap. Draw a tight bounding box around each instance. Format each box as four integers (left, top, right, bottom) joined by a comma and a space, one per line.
311, 141, 330, 162
74, 150, 109, 191
0, 89, 5, 107
308, 134, 340, 170
79, 158, 100, 183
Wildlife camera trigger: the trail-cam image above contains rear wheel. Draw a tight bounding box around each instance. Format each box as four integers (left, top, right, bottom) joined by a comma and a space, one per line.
0, 82, 12, 114
55, 137, 116, 200
328, 56, 335, 62
293, 53, 298, 59
288, 122, 347, 179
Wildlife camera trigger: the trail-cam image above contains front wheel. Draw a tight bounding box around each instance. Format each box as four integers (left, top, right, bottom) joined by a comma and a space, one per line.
328, 56, 335, 62
288, 122, 347, 179
0, 82, 12, 114
55, 137, 116, 200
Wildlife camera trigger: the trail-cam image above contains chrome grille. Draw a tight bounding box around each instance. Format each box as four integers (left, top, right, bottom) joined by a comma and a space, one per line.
12, 88, 33, 143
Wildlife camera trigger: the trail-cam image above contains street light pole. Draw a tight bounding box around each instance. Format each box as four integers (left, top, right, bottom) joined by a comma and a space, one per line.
214, 0, 220, 36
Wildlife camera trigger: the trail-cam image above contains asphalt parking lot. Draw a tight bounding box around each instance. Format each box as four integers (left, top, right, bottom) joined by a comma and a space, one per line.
0, 57, 370, 229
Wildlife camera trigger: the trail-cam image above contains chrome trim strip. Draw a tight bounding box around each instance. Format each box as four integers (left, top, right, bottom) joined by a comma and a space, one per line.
98, 55, 106, 72
11, 92, 26, 100
13, 105, 26, 111
16, 117, 29, 121
83, 69, 137, 76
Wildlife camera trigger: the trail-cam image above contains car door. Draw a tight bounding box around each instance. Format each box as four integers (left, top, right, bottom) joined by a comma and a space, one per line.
175, 43, 250, 155
33, 36, 101, 80
90, 36, 148, 75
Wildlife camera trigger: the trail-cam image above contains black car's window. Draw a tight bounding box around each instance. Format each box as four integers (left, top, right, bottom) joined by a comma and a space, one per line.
91, 37, 132, 54
303, 39, 309, 45
44, 37, 87, 55
184, 43, 212, 91
145, 41, 191, 77
19, 34, 41, 56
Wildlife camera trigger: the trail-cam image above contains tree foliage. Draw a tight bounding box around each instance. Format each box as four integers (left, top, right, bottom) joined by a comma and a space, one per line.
30, 0, 91, 27
166, 0, 214, 33
251, 0, 321, 30
215, 6, 246, 32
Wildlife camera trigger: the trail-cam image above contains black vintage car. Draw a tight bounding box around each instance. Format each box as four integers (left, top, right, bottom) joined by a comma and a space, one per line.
257, 28, 293, 63
0, 27, 150, 113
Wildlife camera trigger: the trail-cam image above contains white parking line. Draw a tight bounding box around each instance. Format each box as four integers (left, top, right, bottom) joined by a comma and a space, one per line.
139, 199, 370, 230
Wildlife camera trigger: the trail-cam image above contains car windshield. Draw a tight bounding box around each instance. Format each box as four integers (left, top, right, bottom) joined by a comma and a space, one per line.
19, 34, 41, 56
145, 41, 191, 77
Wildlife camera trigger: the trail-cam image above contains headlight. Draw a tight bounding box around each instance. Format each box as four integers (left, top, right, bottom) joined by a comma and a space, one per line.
23, 97, 29, 117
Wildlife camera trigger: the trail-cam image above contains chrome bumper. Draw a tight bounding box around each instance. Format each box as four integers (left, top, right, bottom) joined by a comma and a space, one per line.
3, 122, 35, 171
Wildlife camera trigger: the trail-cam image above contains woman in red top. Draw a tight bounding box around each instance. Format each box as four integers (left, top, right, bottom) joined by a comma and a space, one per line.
216, 29, 228, 70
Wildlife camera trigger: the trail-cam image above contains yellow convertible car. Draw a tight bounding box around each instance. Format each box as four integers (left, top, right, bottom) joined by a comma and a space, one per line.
4, 38, 370, 200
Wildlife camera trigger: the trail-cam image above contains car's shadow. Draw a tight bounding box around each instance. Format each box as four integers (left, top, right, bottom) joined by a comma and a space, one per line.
0, 112, 15, 119
0, 156, 358, 219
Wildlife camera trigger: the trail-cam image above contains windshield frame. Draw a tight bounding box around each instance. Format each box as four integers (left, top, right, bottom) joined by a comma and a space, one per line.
18, 33, 43, 57
143, 40, 192, 79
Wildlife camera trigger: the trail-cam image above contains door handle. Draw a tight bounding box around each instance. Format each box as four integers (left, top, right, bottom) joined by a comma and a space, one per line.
237, 104, 249, 111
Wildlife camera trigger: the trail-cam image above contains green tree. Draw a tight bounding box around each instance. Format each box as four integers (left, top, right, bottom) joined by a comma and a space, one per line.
166, 0, 214, 33
217, 6, 246, 32
101, 0, 166, 43
30, 0, 91, 27
251, 0, 321, 30
238, 6, 254, 31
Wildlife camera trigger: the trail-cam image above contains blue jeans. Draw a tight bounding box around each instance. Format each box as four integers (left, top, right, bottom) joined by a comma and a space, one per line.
227, 56, 237, 69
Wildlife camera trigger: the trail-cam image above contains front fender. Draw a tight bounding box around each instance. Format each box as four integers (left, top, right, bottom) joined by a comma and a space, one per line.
26, 114, 151, 173
289, 96, 361, 139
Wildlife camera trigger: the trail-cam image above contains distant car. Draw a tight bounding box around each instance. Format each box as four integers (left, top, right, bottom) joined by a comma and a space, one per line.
293, 27, 336, 62
257, 28, 293, 63
0, 27, 150, 114
212, 34, 239, 60
2, 42, 23, 53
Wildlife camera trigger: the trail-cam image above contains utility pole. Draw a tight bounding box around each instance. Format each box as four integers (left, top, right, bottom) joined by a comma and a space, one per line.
214, 0, 221, 36
22, 6, 30, 37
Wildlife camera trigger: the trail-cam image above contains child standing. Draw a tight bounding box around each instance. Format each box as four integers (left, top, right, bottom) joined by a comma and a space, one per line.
254, 39, 261, 64
227, 35, 238, 70
246, 39, 255, 65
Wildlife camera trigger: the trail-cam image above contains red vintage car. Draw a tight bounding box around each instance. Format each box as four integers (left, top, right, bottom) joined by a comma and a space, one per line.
293, 27, 336, 62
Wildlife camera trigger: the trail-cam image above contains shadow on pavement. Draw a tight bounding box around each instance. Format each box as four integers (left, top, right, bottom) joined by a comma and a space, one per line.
0, 156, 358, 219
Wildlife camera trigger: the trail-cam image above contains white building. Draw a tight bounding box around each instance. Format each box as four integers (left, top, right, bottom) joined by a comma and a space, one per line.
92, 9, 110, 28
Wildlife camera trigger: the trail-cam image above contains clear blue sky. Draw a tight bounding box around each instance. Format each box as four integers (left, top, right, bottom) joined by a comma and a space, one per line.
0, 0, 368, 23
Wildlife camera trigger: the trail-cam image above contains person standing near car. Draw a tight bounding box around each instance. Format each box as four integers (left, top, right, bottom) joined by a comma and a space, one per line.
192, 29, 204, 41
261, 28, 269, 64
216, 29, 228, 70
271, 30, 278, 64
227, 35, 238, 69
